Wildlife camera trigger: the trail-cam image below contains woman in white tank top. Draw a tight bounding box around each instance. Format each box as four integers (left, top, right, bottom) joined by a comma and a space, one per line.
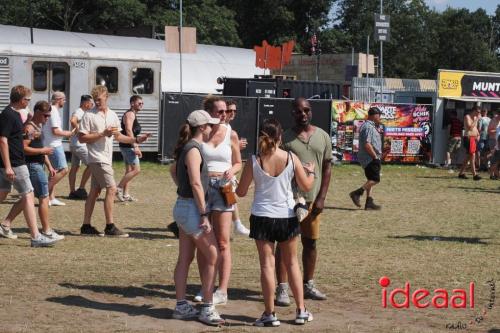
197, 97, 242, 305
236, 118, 315, 326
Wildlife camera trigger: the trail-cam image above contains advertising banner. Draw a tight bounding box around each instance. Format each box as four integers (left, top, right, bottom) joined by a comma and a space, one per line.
331, 101, 432, 163
438, 70, 500, 99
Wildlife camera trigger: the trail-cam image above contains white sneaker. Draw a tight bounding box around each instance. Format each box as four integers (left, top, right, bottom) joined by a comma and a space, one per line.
172, 302, 199, 320
31, 233, 58, 247
233, 220, 250, 236
116, 188, 126, 202
212, 289, 227, 305
49, 198, 66, 206
0, 224, 18, 239
193, 291, 203, 303
198, 305, 224, 326
41, 229, 65, 241
124, 194, 138, 202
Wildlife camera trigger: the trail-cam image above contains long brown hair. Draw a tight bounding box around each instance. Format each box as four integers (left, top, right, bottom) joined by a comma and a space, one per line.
258, 118, 282, 156
173, 122, 197, 160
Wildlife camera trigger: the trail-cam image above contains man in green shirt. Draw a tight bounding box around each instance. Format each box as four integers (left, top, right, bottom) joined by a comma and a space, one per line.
276, 97, 332, 305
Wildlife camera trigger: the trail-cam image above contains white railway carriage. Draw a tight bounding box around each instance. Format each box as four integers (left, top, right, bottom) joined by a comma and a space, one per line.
0, 24, 258, 152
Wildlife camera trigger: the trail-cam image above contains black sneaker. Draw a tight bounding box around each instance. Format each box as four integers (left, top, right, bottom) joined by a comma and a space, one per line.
69, 191, 79, 200
80, 224, 104, 237
473, 175, 482, 181
365, 197, 381, 210
490, 175, 498, 180
75, 188, 88, 199
349, 189, 363, 208
458, 174, 468, 179
104, 225, 129, 238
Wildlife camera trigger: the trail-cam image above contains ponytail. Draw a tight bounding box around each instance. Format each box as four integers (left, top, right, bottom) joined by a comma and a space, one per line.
173, 122, 197, 160
258, 134, 277, 156
258, 118, 282, 156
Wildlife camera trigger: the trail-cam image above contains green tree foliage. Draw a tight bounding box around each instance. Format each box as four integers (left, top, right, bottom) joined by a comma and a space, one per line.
0, 0, 499, 77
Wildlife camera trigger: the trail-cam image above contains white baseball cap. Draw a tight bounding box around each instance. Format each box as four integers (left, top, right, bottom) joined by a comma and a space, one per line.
187, 110, 220, 127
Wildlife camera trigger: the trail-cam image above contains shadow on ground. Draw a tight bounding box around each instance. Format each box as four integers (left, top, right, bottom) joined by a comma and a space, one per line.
324, 206, 359, 211
47, 295, 171, 319
388, 235, 491, 245
447, 186, 500, 194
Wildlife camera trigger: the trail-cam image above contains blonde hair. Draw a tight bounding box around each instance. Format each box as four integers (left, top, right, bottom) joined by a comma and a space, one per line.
51, 91, 65, 102
91, 85, 108, 100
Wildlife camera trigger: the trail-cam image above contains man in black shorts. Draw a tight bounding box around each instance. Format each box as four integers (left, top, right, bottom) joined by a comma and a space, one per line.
349, 107, 383, 210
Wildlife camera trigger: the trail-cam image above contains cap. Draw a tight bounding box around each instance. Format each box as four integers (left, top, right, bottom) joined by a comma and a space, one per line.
187, 110, 220, 127
368, 107, 382, 116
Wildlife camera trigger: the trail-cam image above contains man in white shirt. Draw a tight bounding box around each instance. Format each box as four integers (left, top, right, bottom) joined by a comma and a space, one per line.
42, 91, 72, 206
78, 86, 149, 237
68, 95, 93, 200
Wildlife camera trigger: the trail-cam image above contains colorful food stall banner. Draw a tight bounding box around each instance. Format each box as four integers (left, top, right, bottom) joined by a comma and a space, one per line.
331, 101, 432, 163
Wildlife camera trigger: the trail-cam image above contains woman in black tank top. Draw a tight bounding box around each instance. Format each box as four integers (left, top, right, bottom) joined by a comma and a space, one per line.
169, 110, 226, 325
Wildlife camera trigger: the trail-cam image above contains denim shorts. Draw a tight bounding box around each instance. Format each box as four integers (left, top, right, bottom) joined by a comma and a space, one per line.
206, 177, 235, 212
120, 147, 139, 165
0, 165, 34, 196
173, 198, 203, 237
48, 145, 68, 170
27, 163, 49, 198
70, 145, 89, 166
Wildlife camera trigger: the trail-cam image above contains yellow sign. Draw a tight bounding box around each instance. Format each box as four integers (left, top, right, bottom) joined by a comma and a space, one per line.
438, 71, 464, 98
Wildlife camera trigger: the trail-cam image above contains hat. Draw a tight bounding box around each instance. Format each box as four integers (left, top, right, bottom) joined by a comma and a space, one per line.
368, 107, 382, 116
187, 110, 220, 127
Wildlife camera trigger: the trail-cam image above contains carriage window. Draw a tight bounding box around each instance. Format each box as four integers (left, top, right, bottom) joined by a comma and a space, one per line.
52, 66, 67, 92
96, 67, 118, 93
33, 64, 47, 91
132, 68, 154, 94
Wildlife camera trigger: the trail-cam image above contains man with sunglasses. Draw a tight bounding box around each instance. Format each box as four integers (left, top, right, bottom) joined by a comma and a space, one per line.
2, 101, 64, 243
68, 95, 93, 200
117, 95, 147, 202
276, 97, 332, 305
0, 85, 57, 247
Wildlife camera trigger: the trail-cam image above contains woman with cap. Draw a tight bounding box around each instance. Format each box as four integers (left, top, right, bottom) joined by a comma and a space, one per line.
236, 118, 315, 326
171, 110, 224, 326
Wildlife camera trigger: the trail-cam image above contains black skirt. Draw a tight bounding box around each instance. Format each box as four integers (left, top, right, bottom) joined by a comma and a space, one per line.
249, 214, 300, 243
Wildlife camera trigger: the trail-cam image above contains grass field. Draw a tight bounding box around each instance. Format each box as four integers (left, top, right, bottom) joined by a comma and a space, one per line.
0, 162, 499, 333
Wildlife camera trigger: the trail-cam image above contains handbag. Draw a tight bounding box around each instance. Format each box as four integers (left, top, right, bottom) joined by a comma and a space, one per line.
219, 182, 237, 206
289, 151, 309, 223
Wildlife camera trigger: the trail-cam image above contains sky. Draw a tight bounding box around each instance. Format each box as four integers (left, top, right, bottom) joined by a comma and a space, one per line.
424, 0, 499, 14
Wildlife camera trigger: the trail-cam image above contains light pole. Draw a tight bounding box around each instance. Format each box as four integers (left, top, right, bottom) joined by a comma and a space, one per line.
179, 0, 183, 94
379, 0, 383, 102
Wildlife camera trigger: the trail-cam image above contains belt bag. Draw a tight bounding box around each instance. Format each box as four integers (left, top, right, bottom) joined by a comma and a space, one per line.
219, 182, 237, 206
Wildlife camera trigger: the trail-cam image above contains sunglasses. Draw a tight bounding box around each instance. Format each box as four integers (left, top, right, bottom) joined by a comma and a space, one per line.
218, 110, 230, 114
43, 114, 51, 118
294, 107, 311, 114
227, 109, 236, 113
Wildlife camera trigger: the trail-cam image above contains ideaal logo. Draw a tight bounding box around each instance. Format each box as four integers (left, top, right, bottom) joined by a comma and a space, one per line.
441, 79, 460, 90
379, 276, 474, 309
379, 277, 496, 330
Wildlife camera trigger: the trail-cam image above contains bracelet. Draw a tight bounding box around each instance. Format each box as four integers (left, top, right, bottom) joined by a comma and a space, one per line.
200, 212, 209, 217
307, 170, 316, 176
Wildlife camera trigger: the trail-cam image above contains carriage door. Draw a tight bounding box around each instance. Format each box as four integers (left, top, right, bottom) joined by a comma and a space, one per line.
32, 61, 70, 130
